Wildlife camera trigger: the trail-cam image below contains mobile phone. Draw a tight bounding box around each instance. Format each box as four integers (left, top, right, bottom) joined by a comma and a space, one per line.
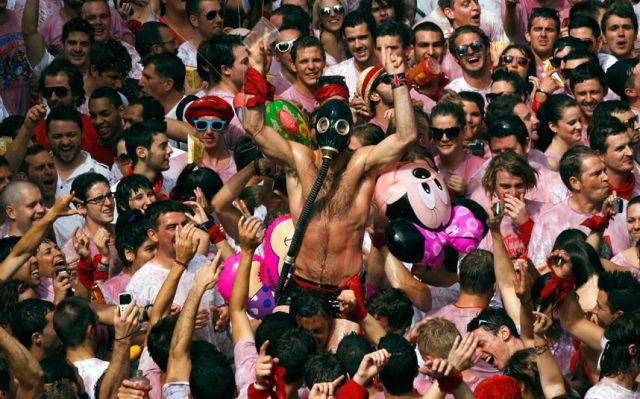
55, 267, 69, 277
119, 292, 132, 315
467, 140, 484, 157
493, 202, 502, 218
613, 197, 624, 214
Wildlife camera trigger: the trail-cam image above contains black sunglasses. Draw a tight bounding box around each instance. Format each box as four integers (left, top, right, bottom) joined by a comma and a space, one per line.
431, 126, 461, 140
501, 54, 530, 66
320, 4, 345, 17
485, 92, 506, 102
455, 40, 484, 57
43, 86, 69, 99
205, 10, 222, 20
561, 68, 575, 79
117, 153, 131, 164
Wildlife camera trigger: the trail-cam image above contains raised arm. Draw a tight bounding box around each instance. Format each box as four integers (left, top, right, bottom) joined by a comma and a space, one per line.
337, 289, 386, 346
230, 216, 264, 344
165, 119, 194, 143
363, 47, 417, 174
531, 312, 567, 399
0, 193, 79, 281
382, 247, 433, 312
6, 104, 46, 173
166, 254, 222, 383
0, 326, 43, 398
21, 0, 46, 66
502, 0, 521, 39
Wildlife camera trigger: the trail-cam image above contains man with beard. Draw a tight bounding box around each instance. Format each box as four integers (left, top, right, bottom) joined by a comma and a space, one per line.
88, 87, 125, 168
281, 36, 327, 113
178, 0, 224, 68
356, 66, 394, 132
18, 145, 59, 209
325, 11, 378, 99
135, 22, 179, 62
569, 63, 607, 129
444, 26, 491, 97
10, 299, 61, 362
601, 5, 637, 61
0, 182, 46, 237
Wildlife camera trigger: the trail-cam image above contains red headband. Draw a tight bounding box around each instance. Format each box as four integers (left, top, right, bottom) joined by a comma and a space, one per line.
315, 83, 349, 102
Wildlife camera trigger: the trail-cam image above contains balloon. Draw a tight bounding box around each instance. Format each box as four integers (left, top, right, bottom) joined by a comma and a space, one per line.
260, 214, 294, 290
265, 100, 313, 147
218, 253, 275, 319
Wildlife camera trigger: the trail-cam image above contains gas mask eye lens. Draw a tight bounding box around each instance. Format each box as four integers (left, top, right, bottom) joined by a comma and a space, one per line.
335, 119, 350, 136
317, 117, 330, 133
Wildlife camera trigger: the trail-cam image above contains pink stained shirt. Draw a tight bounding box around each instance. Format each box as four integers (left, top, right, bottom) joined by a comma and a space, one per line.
528, 198, 631, 266
610, 252, 640, 282
280, 84, 316, 115
410, 88, 437, 114
173, 151, 238, 183
62, 229, 122, 279
96, 271, 131, 305
200, 86, 246, 151
501, 0, 571, 45
0, 10, 34, 116
235, 339, 258, 399
434, 153, 486, 190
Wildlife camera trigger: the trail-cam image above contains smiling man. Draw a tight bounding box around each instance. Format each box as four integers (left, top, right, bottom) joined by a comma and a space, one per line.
88, 87, 125, 167
281, 36, 327, 113
569, 62, 607, 128
467, 307, 524, 371
424, 0, 507, 42
444, 25, 492, 97
0, 181, 46, 237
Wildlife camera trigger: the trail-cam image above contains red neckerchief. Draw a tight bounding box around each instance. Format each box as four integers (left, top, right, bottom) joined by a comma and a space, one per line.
539, 267, 575, 309
609, 173, 635, 200
122, 168, 168, 200
569, 337, 596, 385
262, 365, 287, 399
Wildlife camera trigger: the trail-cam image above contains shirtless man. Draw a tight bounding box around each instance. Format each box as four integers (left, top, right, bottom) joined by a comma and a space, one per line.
243, 43, 417, 314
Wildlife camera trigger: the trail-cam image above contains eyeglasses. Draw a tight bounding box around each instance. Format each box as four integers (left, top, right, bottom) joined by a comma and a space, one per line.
85, 192, 114, 205
430, 126, 461, 140
500, 54, 530, 67
275, 39, 295, 53
117, 153, 131, 164
205, 10, 222, 20
320, 4, 345, 18
455, 40, 484, 57
621, 115, 639, 129
194, 119, 227, 132
485, 92, 506, 102
43, 86, 69, 99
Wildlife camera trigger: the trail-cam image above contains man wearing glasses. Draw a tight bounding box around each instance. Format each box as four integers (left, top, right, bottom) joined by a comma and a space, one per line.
178, 0, 225, 69
444, 26, 492, 98
270, 25, 304, 95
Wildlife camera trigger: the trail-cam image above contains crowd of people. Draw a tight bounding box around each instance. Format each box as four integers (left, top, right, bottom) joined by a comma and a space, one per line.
1, 0, 640, 397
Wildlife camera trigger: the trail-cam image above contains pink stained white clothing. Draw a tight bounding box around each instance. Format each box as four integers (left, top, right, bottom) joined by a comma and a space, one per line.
0, 10, 35, 116
269, 72, 294, 96
96, 271, 131, 305
528, 198, 631, 266
444, 77, 491, 98
234, 338, 258, 399
324, 57, 360, 100
410, 88, 437, 114
62, 229, 122, 278
162, 382, 191, 399
585, 377, 640, 398
35, 277, 54, 302
198, 87, 246, 151
74, 358, 109, 399
434, 153, 486, 189
173, 151, 237, 183
417, 9, 508, 42
610, 252, 640, 281
501, 0, 571, 45
441, 51, 463, 82
280, 84, 316, 114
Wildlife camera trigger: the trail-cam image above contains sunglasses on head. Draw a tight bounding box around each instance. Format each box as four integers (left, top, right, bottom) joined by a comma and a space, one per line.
320, 4, 345, 18
275, 39, 295, 53
430, 126, 461, 140
194, 119, 227, 132
455, 40, 484, 57
205, 10, 222, 20
501, 54, 530, 67
622, 115, 639, 129
43, 86, 69, 99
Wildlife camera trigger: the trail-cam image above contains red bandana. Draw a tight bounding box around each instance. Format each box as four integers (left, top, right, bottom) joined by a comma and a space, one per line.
243, 67, 275, 107
122, 169, 168, 200
315, 84, 349, 102
609, 173, 635, 200
539, 266, 575, 309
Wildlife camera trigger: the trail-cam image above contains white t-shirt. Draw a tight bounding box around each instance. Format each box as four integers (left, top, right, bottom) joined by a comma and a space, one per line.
74, 358, 109, 399
324, 57, 359, 100
444, 77, 491, 97
177, 41, 198, 68
585, 377, 640, 399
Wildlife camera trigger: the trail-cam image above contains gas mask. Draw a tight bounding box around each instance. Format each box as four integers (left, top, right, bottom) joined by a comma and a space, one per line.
314, 99, 353, 159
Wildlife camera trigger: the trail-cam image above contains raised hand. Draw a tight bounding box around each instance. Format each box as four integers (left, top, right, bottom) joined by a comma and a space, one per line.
117, 379, 145, 398
211, 304, 230, 332
353, 349, 391, 386
71, 228, 91, 260
194, 308, 210, 330
380, 45, 406, 75
174, 223, 200, 265
238, 216, 265, 252
447, 334, 478, 372
532, 311, 553, 338
184, 191, 210, 225
513, 259, 534, 303
486, 197, 504, 232
23, 104, 47, 131
546, 249, 572, 278
52, 269, 72, 305
421, 358, 456, 380
504, 193, 529, 225
309, 375, 345, 399
114, 298, 141, 341
49, 192, 81, 219
94, 227, 112, 258
336, 289, 356, 314
446, 174, 466, 197
193, 251, 223, 291
256, 340, 279, 386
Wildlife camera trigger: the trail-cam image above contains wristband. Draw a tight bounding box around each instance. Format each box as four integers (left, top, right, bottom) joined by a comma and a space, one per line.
208, 223, 226, 244
436, 371, 463, 394
390, 73, 407, 90
537, 89, 550, 97
142, 304, 152, 322
175, 259, 189, 268
199, 219, 215, 232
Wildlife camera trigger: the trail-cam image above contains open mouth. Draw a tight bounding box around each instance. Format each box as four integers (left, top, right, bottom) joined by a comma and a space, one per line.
471, 14, 480, 23
467, 56, 480, 64
483, 354, 494, 365
53, 258, 65, 268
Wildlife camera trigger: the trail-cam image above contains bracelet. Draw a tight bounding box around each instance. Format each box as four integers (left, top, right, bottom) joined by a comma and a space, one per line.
537, 89, 550, 97
114, 330, 138, 341
390, 73, 408, 90
175, 259, 188, 268
199, 219, 215, 232
142, 304, 152, 322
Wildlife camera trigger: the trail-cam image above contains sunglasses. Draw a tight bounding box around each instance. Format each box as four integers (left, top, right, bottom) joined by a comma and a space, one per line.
501, 54, 530, 67
320, 4, 345, 18
455, 40, 484, 57
431, 126, 461, 140
275, 39, 295, 53
43, 86, 69, 99
621, 115, 639, 129
194, 119, 227, 132
485, 92, 506, 102
117, 152, 131, 164
205, 10, 222, 20
550, 57, 564, 68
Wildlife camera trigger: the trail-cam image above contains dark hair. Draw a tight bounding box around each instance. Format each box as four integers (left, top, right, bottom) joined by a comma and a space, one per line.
536, 94, 578, 152
527, 7, 560, 32
304, 352, 346, 388
563, 46, 598, 66
171, 165, 224, 203
412, 20, 444, 45
0, 236, 20, 262
485, 94, 524, 127
89, 38, 131, 76
71, 172, 109, 202
353, 124, 385, 146
89, 86, 123, 108
486, 114, 529, 150
197, 33, 243, 83
375, 18, 410, 47
143, 52, 185, 92
272, 328, 317, 384
600, 311, 640, 377
378, 334, 418, 395
559, 145, 597, 190
448, 25, 490, 58
342, 10, 376, 39
569, 14, 601, 38
62, 17, 95, 44
291, 35, 325, 63
135, 21, 169, 60
0, 115, 25, 140
290, 291, 332, 320
359, 0, 405, 24
128, 97, 166, 121
569, 62, 606, 94
40, 355, 81, 386
115, 174, 154, 212
52, 297, 97, 348
467, 307, 520, 338
602, 5, 638, 35
366, 288, 413, 331
10, 299, 54, 349
490, 69, 527, 99
115, 210, 149, 267
272, 5, 311, 36
336, 333, 374, 377
499, 44, 537, 83
143, 200, 193, 232
123, 119, 167, 166
552, 228, 587, 249
147, 315, 177, 372
588, 115, 628, 153
45, 106, 83, 135
254, 311, 297, 351
459, 91, 485, 117
430, 101, 466, 129
458, 249, 495, 296
0, 280, 28, 314
562, 241, 603, 287
189, 341, 236, 399
39, 58, 85, 108
569, 0, 606, 23
19, 144, 49, 175
598, 271, 640, 314
504, 349, 544, 398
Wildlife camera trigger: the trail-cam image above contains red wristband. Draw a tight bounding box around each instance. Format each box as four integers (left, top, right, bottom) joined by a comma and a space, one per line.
208, 223, 226, 244
436, 371, 463, 394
